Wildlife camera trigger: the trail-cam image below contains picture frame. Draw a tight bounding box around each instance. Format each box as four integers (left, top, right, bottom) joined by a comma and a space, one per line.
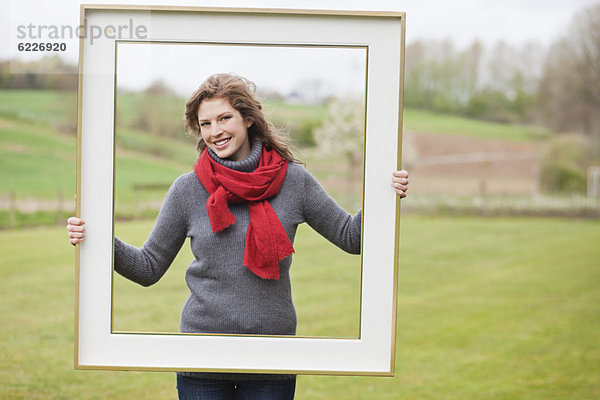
75, 4, 406, 376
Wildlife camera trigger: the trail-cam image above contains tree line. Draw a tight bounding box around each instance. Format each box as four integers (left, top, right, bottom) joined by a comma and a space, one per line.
4, 6, 598, 136
404, 4, 599, 146
0, 55, 77, 91
2, 4, 598, 151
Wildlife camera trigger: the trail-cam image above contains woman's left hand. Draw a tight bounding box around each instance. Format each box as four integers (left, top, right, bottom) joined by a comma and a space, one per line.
391, 170, 409, 198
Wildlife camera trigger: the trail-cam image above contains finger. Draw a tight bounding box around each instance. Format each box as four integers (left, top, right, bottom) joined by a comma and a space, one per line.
67, 217, 85, 226
392, 170, 409, 178
69, 231, 85, 239
391, 183, 408, 192
392, 177, 409, 185
394, 188, 407, 198
391, 185, 407, 197
69, 233, 85, 246
67, 224, 85, 232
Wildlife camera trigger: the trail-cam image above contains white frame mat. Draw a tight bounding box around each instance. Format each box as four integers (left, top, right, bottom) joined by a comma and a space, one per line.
75, 5, 405, 376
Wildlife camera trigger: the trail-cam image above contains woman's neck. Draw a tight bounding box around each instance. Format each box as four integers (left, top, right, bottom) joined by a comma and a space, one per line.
207, 140, 262, 172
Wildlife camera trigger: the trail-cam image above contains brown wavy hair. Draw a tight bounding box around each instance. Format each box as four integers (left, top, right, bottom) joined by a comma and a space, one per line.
184, 73, 300, 163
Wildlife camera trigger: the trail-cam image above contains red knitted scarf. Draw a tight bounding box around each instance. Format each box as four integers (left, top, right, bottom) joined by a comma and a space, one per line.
194, 146, 294, 280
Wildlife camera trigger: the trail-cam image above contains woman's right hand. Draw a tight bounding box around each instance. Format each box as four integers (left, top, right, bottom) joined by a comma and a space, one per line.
67, 217, 86, 246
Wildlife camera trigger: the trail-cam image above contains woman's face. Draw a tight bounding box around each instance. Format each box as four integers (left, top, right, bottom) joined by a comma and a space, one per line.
198, 97, 252, 161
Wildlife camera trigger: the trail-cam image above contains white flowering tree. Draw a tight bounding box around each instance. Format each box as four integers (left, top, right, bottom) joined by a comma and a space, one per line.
313, 97, 365, 207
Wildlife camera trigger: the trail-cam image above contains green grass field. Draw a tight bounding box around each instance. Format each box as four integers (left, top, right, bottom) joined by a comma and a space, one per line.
0, 90, 77, 126
1, 215, 599, 399
403, 108, 551, 141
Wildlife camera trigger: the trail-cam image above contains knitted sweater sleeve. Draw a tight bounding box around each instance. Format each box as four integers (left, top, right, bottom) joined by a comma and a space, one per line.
301, 167, 362, 254
113, 176, 188, 287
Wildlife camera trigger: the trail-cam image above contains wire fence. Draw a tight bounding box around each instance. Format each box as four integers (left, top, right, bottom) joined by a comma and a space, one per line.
2, 188, 600, 230
401, 194, 600, 219
0, 187, 167, 229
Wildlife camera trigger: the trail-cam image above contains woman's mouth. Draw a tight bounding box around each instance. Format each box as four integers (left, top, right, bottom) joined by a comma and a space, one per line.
213, 137, 231, 148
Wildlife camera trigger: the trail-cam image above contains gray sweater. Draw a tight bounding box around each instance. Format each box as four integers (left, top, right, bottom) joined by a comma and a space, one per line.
114, 142, 361, 378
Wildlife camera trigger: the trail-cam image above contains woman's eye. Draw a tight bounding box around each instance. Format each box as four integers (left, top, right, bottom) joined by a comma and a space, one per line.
221, 115, 231, 121
200, 122, 210, 127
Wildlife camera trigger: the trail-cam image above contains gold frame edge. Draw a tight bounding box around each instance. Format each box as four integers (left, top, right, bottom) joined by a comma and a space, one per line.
74, 4, 405, 377
80, 4, 404, 18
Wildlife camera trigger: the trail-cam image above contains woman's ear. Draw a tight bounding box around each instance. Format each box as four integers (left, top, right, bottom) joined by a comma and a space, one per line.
245, 118, 253, 129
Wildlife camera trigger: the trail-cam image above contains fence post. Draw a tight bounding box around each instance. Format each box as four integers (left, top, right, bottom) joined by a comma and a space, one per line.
9, 191, 17, 228
479, 179, 488, 215
56, 190, 64, 224
134, 185, 141, 220
588, 166, 600, 198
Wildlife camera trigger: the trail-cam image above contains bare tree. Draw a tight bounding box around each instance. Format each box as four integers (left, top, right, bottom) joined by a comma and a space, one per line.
404, 38, 541, 122
538, 4, 600, 149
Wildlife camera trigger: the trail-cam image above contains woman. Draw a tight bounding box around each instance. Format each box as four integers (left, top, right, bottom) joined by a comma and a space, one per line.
67, 73, 409, 399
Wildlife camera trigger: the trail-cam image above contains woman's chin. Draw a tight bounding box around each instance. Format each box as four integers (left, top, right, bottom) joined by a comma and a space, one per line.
209, 146, 231, 159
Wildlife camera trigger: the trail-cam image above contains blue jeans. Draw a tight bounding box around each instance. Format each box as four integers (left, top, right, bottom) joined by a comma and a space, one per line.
176, 375, 296, 400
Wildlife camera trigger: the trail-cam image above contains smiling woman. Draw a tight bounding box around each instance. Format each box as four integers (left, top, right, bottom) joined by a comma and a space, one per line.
184, 73, 301, 164
197, 96, 252, 161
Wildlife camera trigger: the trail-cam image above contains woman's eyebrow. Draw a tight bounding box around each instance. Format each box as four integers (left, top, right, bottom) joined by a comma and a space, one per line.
198, 111, 232, 121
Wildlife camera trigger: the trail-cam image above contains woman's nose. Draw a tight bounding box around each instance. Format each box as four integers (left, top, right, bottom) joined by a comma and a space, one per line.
210, 121, 223, 136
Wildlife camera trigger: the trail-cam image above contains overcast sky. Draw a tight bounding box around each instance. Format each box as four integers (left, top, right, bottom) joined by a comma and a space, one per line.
2, 0, 598, 95
4, 0, 598, 53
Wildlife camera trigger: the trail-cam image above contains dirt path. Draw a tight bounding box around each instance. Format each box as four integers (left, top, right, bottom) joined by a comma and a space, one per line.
0, 196, 75, 212
405, 131, 539, 196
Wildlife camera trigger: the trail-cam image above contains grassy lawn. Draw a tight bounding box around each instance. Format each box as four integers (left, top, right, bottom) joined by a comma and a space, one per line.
0, 90, 76, 126
403, 108, 551, 142
2, 215, 599, 399
0, 118, 76, 197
